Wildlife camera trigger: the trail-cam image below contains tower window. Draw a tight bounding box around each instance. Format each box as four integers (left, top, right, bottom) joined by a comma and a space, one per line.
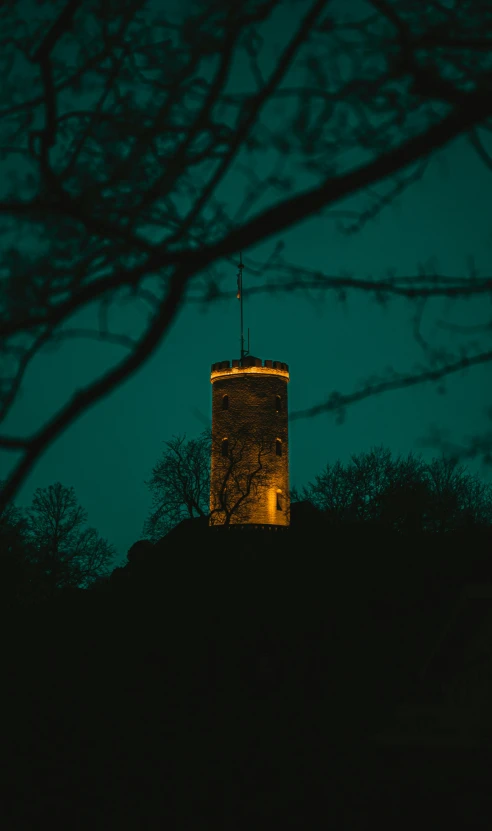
275, 395, 281, 413
276, 438, 282, 456
222, 394, 229, 410
276, 490, 283, 511
221, 438, 228, 457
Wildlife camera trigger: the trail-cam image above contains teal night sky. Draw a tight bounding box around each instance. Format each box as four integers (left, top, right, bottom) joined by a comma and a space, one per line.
1, 2, 491, 562
2, 135, 490, 561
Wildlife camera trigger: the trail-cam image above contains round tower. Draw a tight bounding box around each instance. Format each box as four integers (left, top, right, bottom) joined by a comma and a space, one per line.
210, 355, 290, 527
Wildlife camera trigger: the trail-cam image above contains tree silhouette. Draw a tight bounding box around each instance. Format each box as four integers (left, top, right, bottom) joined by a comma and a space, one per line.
1, 0, 492, 508
27, 482, 115, 590
144, 432, 211, 540
302, 447, 492, 532
0, 484, 32, 605
145, 428, 279, 534
209, 427, 275, 526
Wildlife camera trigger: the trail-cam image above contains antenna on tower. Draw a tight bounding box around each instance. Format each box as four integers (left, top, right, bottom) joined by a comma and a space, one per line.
237, 251, 249, 363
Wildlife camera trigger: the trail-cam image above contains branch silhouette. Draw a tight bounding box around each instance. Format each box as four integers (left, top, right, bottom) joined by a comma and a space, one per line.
292, 349, 492, 420
1, 0, 492, 506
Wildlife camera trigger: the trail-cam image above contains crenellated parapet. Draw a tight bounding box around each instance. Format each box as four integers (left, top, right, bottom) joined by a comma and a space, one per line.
211, 355, 289, 381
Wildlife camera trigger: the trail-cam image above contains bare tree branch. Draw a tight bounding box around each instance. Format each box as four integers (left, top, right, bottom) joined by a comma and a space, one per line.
292, 349, 492, 421
1, 0, 492, 503
189, 270, 492, 302
0, 265, 188, 511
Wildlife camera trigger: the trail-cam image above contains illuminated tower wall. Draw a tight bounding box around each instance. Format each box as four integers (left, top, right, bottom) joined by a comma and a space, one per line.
210, 355, 290, 527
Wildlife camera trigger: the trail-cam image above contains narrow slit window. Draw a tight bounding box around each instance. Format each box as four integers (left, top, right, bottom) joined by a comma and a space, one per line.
276, 438, 282, 456
275, 395, 281, 413
276, 490, 283, 511
222, 394, 229, 410
221, 438, 229, 457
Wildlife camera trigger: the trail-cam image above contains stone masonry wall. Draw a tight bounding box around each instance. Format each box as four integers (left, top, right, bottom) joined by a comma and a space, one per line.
210, 361, 289, 526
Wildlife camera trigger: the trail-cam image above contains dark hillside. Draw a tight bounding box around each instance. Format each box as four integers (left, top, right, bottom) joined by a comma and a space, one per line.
2, 515, 492, 827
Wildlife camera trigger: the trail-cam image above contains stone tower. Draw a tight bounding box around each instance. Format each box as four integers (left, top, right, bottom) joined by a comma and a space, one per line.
209, 355, 290, 527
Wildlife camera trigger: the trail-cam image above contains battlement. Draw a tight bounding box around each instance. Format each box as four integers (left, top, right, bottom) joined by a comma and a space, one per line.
210, 355, 289, 382
210, 352, 290, 526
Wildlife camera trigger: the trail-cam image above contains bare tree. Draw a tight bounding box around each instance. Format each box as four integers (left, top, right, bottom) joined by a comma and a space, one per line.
302, 447, 492, 532
0, 480, 32, 604
144, 432, 210, 540
145, 428, 278, 534
424, 455, 492, 531
1, 0, 492, 510
209, 428, 278, 526
302, 447, 421, 524
27, 482, 115, 589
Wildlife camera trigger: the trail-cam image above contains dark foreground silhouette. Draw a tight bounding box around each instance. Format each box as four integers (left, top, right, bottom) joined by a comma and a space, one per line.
2, 508, 492, 828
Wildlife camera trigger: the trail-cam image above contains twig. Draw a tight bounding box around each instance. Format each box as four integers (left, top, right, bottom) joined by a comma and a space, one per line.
292, 349, 492, 420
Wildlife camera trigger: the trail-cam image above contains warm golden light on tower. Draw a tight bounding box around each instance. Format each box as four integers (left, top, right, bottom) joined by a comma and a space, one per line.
209, 356, 290, 527
210, 365, 290, 382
